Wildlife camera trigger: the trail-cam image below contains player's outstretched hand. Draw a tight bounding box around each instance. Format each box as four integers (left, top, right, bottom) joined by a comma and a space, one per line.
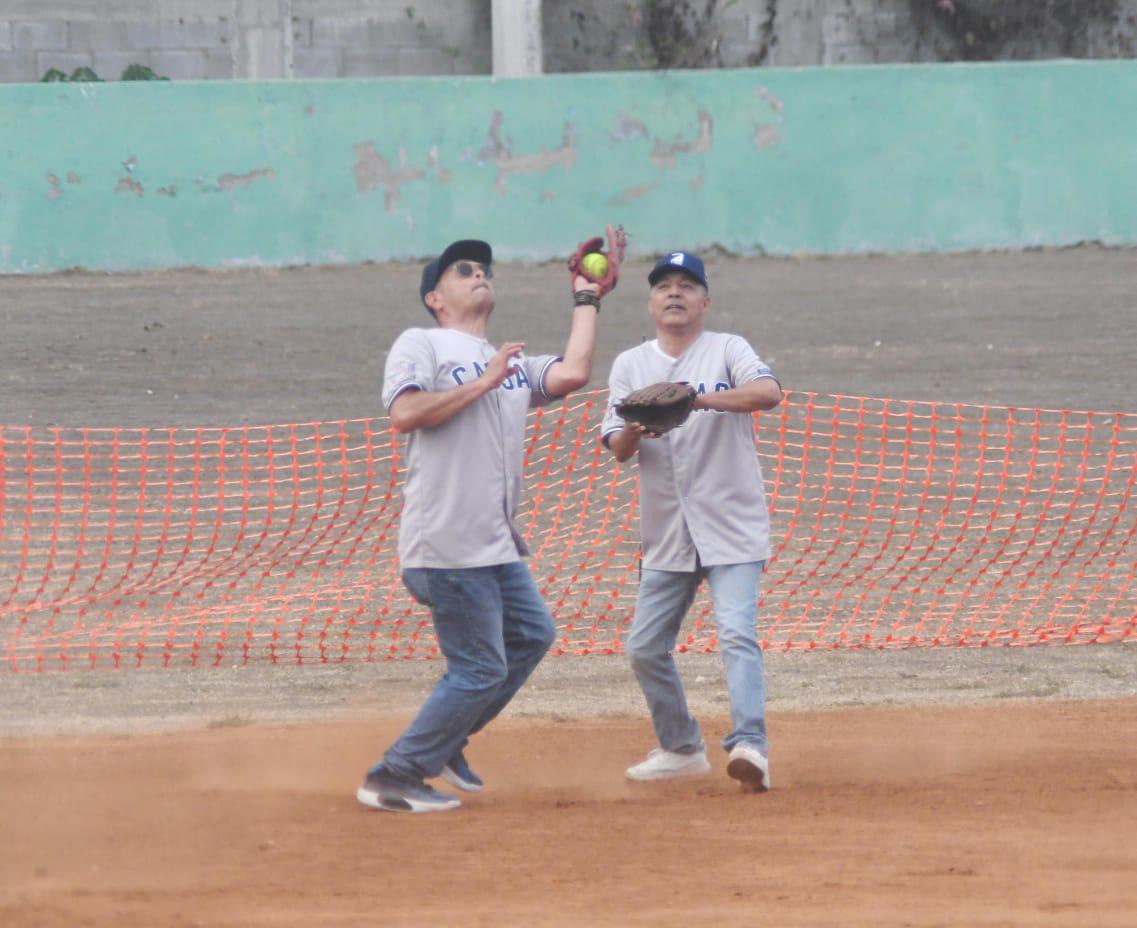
568, 224, 627, 297
483, 341, 525, 389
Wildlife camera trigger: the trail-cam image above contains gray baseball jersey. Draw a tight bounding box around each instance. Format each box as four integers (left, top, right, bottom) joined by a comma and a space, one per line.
601, 331, 779, 571
383, 327, 560, 569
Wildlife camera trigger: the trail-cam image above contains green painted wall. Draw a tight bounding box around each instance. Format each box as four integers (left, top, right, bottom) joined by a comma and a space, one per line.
2, 61, 1135, 273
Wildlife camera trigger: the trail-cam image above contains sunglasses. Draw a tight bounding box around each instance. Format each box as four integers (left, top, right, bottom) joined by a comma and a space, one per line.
452, 260, 493, 280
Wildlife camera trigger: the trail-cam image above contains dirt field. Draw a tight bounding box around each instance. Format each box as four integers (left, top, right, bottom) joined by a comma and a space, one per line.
1, 247, 1136, 926
2, 700, 1135, 928
3, 246, 1135, 428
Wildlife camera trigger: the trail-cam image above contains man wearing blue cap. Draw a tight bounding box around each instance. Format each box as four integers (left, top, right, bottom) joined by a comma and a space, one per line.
358, 228, 625, 813
600, 251, 783, 793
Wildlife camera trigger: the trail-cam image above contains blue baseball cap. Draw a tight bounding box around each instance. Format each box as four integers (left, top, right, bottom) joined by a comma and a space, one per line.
648, 251, 708, 290
420, 239, 493, 310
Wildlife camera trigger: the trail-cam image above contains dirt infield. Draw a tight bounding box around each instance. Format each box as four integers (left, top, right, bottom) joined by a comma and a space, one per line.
2, 247, 1136, 926
3, 700, 1136, 928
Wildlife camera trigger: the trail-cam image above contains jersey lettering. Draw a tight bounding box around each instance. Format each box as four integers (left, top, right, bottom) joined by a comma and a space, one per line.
690, 380, 731, 395
451, 361, 531, 392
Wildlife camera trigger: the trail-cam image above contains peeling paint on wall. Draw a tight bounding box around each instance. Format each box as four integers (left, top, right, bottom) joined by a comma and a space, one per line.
115, 177, 144, 197
218, 169, 276, 191
610, 181, 659, 206
354, 142, 429, 211
477, 111, 576, 193
650, 111, 713, 169
754, 86, 784, 114
476, 112, 506, 162
753, 85, 784, 151
3, 63, 1135, 272
755, 124, 781, 148
609, 113, 650, 142
428, 145, 452, 184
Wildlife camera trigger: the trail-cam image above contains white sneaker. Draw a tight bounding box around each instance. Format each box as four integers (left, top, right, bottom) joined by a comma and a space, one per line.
726, 743, 771, 792
626, 748, 711, 781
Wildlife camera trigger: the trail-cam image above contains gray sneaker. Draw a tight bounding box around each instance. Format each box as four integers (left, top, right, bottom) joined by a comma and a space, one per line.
726, 743, 771, 792
356, 766, 461, 813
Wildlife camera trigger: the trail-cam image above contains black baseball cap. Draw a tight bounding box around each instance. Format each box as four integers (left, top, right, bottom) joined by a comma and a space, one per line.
648, 251, 709, 290
419, 239, 493, 310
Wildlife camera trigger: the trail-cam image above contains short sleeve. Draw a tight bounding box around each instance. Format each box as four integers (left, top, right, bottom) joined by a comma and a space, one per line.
600, 354, 634, 446
520, 353, 563, 408
725, 335, 779, 389
382, 329, 435, 411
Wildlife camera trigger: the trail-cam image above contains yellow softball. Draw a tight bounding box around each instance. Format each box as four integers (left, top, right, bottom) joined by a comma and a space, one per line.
581, 252, 608, 279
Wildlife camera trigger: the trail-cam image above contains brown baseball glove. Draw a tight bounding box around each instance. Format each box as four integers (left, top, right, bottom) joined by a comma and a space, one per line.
615, 382, 698, 434
568, 224, 628, 297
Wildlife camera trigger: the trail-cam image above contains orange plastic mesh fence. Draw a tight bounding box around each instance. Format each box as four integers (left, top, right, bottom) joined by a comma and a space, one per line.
2, 391, 1135, 670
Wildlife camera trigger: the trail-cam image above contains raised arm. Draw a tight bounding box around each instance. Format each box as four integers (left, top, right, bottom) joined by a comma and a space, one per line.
543, 302, 599, 398
544, 224, 628, 399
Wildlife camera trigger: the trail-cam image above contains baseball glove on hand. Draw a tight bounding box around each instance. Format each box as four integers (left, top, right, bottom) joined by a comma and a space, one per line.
568, 224, 628, 297
616, 382, 698, 435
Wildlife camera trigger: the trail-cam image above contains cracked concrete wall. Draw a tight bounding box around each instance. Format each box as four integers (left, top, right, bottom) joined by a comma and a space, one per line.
3, 60, 1136, 272
544, 1, 1137, 71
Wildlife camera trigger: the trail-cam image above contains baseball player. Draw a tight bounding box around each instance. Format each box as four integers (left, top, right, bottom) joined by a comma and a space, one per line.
601, 250, 782, 792
357, 229, 625, 813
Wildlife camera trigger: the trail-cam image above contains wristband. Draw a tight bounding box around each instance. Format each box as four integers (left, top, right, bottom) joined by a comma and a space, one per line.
573, 290, 601, 310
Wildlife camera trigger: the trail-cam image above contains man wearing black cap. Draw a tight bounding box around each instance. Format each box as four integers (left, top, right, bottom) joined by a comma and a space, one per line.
357, 229, 625, 813
600, 250, 783, 794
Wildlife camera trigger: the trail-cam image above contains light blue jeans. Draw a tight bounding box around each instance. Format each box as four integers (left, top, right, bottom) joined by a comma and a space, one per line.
626, 561, 767, 756
378, 562, 556, 780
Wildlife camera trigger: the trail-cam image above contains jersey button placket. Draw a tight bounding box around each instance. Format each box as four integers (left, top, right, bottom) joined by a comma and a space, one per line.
486, 345, 509, 512
667, 361, 691, 514
669, 424, 698, 566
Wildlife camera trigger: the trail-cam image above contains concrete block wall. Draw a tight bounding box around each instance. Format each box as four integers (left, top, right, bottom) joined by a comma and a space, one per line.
1, 0, 1135, 83
0, 0, 490, 82
816, 0, 927, 66
0, 1, 239, 82
292, 0, 491, 78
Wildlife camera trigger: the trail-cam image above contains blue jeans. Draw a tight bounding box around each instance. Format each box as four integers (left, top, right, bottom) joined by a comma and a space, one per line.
626, 561, 767, 756
378, 562, 556, 780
